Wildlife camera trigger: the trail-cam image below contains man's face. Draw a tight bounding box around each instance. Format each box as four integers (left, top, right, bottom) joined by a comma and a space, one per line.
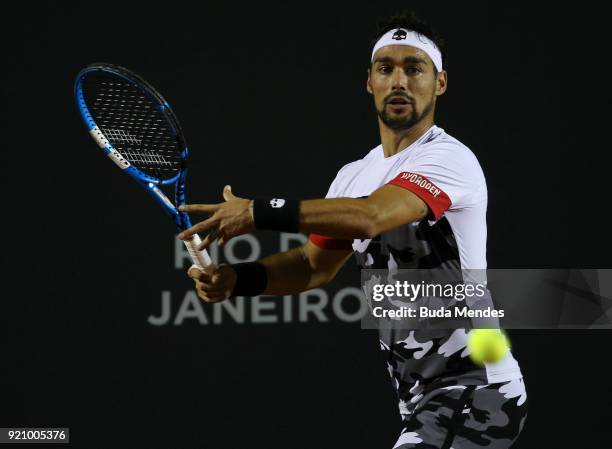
367, 45, 446, 130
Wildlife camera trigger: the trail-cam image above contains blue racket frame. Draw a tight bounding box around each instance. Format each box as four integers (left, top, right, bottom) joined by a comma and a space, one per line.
74, 64, 194, 232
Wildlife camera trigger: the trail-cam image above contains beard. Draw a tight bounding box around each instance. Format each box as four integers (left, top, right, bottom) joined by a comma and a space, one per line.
377, 96, 434, 131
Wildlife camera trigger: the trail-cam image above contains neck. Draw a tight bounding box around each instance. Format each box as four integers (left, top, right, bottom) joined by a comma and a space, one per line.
379, 116, 435, 158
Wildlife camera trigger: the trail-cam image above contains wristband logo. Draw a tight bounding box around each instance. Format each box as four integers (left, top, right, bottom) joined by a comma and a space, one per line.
270, 198, 286, 208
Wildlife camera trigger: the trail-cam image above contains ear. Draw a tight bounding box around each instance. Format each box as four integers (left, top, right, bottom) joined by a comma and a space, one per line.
366, 68, 373, 95
435, 70, 448, 96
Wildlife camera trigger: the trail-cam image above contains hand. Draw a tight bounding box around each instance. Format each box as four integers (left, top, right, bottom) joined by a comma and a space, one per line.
188, 264, 237, 303
177, 185, 255, 250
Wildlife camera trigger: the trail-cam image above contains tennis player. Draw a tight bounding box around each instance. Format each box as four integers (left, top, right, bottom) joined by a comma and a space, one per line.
179, 11, 527, 448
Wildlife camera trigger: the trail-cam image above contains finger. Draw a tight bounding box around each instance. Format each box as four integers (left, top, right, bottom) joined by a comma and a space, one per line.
196, 290, 216, 303
197, 230, 219, 251
197, 279, 230, 294
211, 271, 223, 283
178, 204, 220, 215
222, 185, 236, 202
207, 290, 231, 303
199, 273, 232, 291
198, 285, 229, 297
196, 279, 227, 291
197, 275, 226, 288
190, 270, 212, 284
197, 290, 228, 304
187, 265, 203, 279
189, 267, 213, 282
188, 266, 202, 280
178, 217, 218, 240
218, 235, 232, 247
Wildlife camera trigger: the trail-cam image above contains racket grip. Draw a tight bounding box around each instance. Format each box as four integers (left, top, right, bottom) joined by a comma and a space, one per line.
183, 234, 214, 270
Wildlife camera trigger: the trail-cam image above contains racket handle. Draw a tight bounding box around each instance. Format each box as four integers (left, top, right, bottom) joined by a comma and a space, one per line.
183, 234, 213, 270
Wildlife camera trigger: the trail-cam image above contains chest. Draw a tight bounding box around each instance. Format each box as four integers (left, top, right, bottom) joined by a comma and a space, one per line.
339, 157, 411, 198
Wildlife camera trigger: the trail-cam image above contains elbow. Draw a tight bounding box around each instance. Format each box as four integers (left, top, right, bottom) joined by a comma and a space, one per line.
356, 203, 382, 239
359, 220, 379, 239
309, 271, 334, 289
354, 196, 427, 239
318, 275, 333, 288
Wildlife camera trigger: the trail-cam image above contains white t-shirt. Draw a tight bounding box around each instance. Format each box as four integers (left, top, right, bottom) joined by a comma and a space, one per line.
310, 125, 522, 392
323, 125, 486, 268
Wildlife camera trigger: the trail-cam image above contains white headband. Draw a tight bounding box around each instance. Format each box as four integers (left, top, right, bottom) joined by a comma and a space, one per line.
371, 28, 443, 72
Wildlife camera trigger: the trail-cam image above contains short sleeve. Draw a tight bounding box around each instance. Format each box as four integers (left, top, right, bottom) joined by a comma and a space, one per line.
387, 144, 484, 220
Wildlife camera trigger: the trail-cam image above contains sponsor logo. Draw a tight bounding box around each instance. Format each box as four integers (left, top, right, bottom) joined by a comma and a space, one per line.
399, 172, 441, 197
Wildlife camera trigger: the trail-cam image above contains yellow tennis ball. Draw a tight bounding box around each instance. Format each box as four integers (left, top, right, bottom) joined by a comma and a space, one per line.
467, 329, 510, 365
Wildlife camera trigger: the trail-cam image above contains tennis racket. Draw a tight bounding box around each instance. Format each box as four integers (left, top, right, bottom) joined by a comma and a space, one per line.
74, 63, 213, 270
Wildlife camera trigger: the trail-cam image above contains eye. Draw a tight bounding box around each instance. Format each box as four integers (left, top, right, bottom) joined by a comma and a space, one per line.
378, 65, 392, 74
405, 67, 422, 75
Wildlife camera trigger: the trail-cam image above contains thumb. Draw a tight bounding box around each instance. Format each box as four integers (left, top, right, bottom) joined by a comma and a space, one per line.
187, 265, 203, 279
223, 185, 237, 201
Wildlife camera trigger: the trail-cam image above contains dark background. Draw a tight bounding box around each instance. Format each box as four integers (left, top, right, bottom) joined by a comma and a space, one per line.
2, 1, 611, 448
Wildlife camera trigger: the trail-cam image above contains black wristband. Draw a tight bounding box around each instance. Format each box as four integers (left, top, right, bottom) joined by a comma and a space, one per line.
230, 262, 268, 297
253, 198, 300, 232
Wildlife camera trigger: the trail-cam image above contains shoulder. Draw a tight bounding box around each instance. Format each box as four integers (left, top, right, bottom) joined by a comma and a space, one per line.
398, 127, 487, 208
410, 128, 485, 181
333, 145, 381, 179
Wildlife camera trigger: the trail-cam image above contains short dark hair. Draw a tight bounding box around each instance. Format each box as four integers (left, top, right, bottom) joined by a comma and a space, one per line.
372, 10, 447, 73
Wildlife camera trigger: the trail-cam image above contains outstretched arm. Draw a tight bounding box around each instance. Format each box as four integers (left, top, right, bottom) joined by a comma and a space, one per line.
299, 183, 427, 238
178, 184, 428, 250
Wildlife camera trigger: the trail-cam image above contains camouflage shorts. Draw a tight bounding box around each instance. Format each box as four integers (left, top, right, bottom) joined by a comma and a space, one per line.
392, 378, 527, 449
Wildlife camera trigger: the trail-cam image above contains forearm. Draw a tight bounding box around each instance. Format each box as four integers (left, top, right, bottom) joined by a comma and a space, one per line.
259, 247, 325, 296
297, 186, 427, 239
299, 197, 377, 239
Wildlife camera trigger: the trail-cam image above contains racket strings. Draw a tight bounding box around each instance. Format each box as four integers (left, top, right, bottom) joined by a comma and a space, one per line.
85, 77, 183, 180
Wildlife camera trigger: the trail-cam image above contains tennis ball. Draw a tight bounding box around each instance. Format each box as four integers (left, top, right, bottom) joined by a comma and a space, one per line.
467, 329, 510, 365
